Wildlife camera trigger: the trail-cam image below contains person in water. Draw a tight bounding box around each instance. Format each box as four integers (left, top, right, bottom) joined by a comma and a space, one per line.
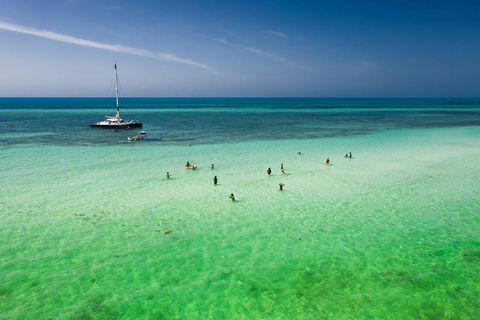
297, 152, 302, 155
211, 164, 214, 169
349, 152, 352, 158
326, 158, 330, 165
281, 163, 284, 170
345, 153, 348, 157
166, 172, 170, 178
230, 193, 235, 201
267, 168, 272, 175
281, 170, 285, 174
279, 183, 285, 191
214, 176, 218, 185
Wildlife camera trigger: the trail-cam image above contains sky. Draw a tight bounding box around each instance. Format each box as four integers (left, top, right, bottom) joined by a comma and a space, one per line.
0, 0, 479, 97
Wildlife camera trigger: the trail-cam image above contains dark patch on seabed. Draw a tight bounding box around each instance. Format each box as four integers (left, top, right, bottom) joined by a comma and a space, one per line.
0, 288, 13, 297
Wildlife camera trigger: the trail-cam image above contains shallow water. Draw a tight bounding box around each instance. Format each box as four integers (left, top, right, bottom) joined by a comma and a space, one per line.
1, 99, 480, 318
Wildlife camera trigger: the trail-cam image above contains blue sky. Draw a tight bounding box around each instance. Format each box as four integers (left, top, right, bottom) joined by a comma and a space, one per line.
0, 0, 479, 97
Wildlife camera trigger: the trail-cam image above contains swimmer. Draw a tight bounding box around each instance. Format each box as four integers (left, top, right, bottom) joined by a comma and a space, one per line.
166, 172, 170, 178
187, 143, 190, 147
349, 152, 352, 158
267, 168, 272, 175
345, 153, 348, 157
326, 158, 330, 165
297, 152, 302, 155
230, 193, 235, 201
279, 183, 285, 191
281, 163, 284, 170
281, 170, 285, 174
213, 176, 218, 185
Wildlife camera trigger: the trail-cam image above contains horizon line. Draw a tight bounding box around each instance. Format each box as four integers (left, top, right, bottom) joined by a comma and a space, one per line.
0, 96, 478, 99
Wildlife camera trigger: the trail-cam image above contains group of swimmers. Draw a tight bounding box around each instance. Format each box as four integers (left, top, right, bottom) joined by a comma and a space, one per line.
166, 152, 353, 201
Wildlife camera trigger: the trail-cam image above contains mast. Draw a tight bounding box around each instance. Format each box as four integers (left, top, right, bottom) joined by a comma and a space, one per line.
114, 62, 119, 119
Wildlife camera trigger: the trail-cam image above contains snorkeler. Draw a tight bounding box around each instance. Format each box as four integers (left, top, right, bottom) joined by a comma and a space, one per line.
213, 176, 218, 185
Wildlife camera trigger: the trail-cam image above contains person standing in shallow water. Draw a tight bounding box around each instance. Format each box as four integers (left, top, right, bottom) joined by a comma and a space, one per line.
279, 183, 285, 191
166, 172, 170, 178
267, 168, 272, 175
281, 163, 284, 170
230, 193, 235, 201
349, 152, 352, 158
211, 164, 214, 169
326, 158, 330, 165
213, 176, 218, 185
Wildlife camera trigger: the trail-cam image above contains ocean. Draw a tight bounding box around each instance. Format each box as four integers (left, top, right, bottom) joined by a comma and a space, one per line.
1, 98, 480, 319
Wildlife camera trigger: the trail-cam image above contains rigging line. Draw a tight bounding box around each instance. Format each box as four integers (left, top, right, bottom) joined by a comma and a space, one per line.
117, 76, 127, 113
105, 68, 115, 113
106, 70, 114, 98
118, 77, 125, 98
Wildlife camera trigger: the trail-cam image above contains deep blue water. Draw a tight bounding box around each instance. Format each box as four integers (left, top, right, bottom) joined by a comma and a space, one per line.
0, 98, 479, 146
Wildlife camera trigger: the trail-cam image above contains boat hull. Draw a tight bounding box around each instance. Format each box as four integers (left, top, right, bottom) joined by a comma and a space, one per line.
90, 122, 142, 129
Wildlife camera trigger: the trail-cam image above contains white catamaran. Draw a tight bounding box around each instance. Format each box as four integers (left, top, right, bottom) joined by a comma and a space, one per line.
90, 62, 142, 128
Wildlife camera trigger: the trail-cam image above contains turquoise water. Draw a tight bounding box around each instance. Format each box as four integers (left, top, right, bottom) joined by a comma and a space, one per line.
1, 99, 480, 319
1, 98, 480, 146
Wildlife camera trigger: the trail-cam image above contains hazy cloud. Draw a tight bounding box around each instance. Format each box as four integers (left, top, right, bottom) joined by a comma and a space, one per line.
244, 47, 288, 63
212, 38, 231, 45
0, 21, 212, 71
219, 29, 238, 38
265, 30, 287, 38
213, 38, 302, 67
